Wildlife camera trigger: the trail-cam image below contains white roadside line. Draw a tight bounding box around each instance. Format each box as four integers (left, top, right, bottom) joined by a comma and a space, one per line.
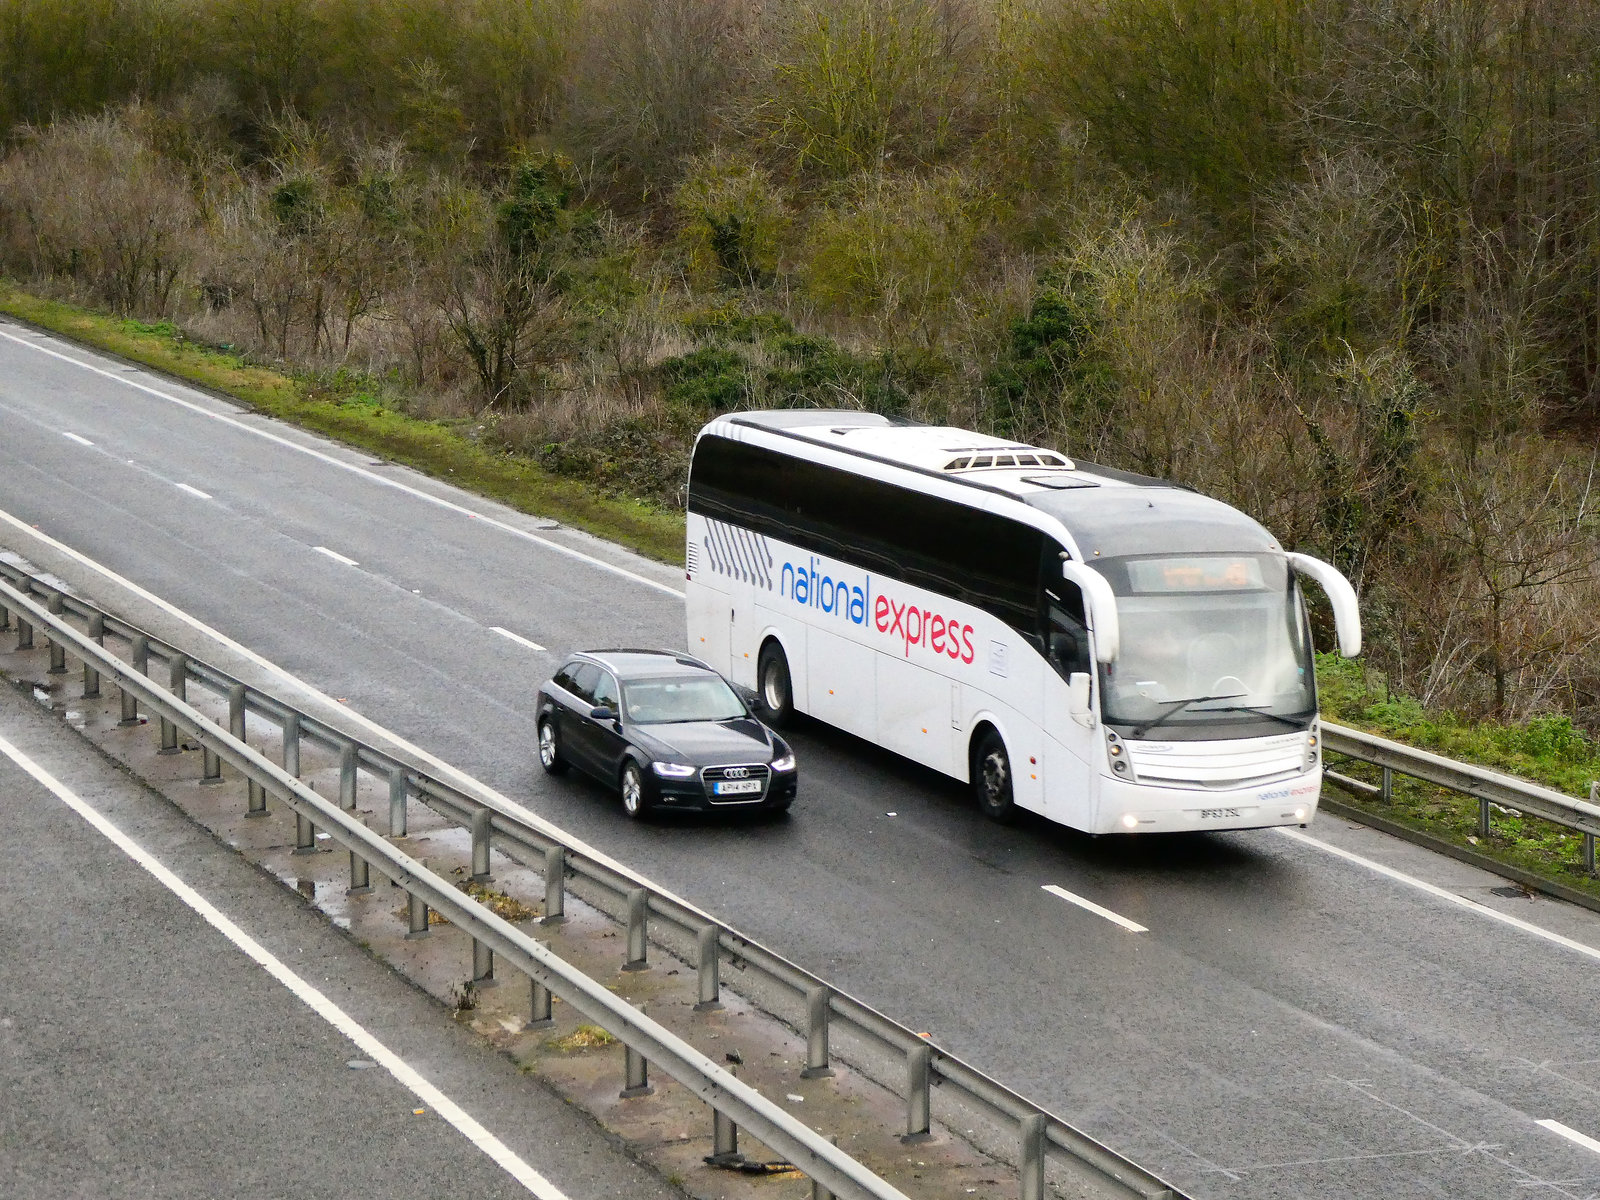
0, 325, 684, 599
0, 730, 570, 1200
492, 626, 547, 653
61, 430, 93, 446
0, 506, 714, 919
1042, 884, 1148, 933
1277, 827, 1600, 965
1538, 1119, 1600, 1157
175, 483, 212, 500
314, 545, 359, 566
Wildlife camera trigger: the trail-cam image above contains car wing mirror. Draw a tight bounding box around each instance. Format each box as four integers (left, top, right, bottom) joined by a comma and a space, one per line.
589, 705, 616, 722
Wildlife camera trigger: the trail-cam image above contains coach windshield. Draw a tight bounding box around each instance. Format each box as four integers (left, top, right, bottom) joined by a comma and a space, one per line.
1095, 553, 1316, 735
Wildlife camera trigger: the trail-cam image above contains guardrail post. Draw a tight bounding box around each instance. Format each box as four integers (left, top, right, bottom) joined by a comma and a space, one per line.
624, 889, 649, 971
527, 977, 554, 1030
337, 744, 369, 891
695, 925, 724, 1012
810, 1135, 839, 1200
708, 1094, 741, 1167
542, 846, 566, 925
118, 635, 147, 726
621, 1042, 653, 1098
0, 602, 9, 630
16, 615, 32, 651
1020, 1112, 1047, 1200
46, 593, 66, 674
406, 893, 430, 938
388, 767, 407, 837
802, 987, 834, 1078
470, 809, 494, 882
902, 1043, 933, 1144
473, 938, 496, 987
1380, 765, 1392, 802
282, 713, 317, 853
83, 612, 103, 698
158, 654, 186, 754
229, 684, 267, 816
1478, 794, 1492, 839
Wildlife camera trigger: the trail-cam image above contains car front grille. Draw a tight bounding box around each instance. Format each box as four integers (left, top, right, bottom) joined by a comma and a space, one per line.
702, 763, 771, 805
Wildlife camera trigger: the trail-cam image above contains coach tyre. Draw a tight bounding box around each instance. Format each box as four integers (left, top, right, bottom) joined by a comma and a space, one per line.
973, 729, 1017, 824
620, 760, 652, 819
538, 718, 567, 774
757, 641, 795, 727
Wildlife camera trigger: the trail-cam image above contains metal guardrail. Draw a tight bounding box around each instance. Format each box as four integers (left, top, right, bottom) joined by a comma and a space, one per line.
0, 563, 1185, 1200
1323, 723, 1600, 874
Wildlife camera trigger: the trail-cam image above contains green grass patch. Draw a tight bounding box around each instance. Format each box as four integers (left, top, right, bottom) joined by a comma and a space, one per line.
1316, 653, 1600, 900
0, 281, 686, 565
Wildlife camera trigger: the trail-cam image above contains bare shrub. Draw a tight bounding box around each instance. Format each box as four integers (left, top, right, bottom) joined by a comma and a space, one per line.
0, 111, 198, 315
671, 149, 790, 288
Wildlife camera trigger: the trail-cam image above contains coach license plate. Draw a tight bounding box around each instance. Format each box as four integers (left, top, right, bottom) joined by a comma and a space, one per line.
714, 780, 762, 796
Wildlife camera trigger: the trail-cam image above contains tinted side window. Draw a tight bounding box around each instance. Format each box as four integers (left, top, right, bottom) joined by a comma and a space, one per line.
567, 664, 601, 705
591, 671, 619, 711
690, 434, 1042, 632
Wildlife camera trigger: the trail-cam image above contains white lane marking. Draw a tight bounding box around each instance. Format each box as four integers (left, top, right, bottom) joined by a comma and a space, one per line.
1278, 827, 1600, 965
0, 730, 570, 1200
313, 546, 359, 567
0, 507, 715, 919
1538, 1119, 1600, 1157
0, 325, 683, 598
492, 626, 546, 653
61, 431, 93, 446
175, 483, 212, 500
1042, 884, 1148, 932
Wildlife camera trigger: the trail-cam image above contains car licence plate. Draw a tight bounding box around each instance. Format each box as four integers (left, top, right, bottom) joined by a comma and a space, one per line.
714, 779, 762, 796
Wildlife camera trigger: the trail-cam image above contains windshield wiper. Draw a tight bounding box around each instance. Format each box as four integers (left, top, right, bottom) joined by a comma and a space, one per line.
1196, 704, 1314, 730
1132, 693, 1246, 736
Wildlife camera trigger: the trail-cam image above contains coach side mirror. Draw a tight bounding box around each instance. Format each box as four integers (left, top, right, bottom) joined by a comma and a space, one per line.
1060, 561, 1120, 664
1067, 672, 1094, 727
1285, 552, 1363, 657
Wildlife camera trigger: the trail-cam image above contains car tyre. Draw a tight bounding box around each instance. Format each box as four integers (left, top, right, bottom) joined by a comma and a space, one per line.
756, 642, 795, 728
972, 730, 1017, 824
537, 718, 567, 775
620, 760, 652, 819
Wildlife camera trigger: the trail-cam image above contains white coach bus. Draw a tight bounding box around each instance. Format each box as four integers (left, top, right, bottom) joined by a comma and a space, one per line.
684, 410, 1361, 834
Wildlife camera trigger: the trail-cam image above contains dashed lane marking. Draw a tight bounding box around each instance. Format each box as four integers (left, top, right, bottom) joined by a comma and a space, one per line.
1042, 884, 1147, 932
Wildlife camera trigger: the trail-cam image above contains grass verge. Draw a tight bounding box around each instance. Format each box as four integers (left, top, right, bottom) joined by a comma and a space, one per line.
1316, 653, 1600, 905
0, 282, 686, 565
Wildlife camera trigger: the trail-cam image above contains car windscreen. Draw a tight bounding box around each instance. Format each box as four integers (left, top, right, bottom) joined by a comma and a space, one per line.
622, 676, 747, 724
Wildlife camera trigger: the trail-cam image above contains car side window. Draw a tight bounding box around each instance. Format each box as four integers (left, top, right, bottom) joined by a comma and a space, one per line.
567, 663, 600, 705
591, 671, 619, 713
552, 664, 579, 694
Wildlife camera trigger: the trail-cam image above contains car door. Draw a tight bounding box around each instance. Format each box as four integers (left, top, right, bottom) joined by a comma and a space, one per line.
585, 669, 629, 784
558, 663, 602, 776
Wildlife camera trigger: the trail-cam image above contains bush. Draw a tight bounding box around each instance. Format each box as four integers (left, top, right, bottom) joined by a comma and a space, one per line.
672, 150, 790, 288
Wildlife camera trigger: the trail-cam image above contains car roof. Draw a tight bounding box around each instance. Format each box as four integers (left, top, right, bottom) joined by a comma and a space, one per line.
570, 649, 718, 679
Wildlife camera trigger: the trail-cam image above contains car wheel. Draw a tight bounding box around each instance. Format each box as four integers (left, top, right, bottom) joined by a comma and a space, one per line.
620, 760, 651, 819
972, 730, 1017, 824
537, 718, 567, 775
756, 642, 794, 727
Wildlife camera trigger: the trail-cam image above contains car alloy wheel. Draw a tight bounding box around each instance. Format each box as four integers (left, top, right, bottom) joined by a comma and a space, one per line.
538, 719, 566, 774
620, 761, 648, 819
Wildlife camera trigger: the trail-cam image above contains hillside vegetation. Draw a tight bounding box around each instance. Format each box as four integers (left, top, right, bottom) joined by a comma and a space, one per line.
2, 0, 1598, 730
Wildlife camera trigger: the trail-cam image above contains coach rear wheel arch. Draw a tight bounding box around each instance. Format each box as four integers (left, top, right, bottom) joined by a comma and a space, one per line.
970, 726, 1018, 824
756, 639, 795, 727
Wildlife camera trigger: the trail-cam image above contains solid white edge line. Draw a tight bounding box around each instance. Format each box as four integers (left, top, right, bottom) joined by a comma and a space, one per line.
0, 730, 569, 1200
313, 545, 359, 567
175, 483, 212, 500
0, 325, 683, 599
1042, 884, 1148, 933
61, 430, 93, 446
1277, 827, 1600, 965
491, 626, 547, 653
1538, 1119, 1600, 1157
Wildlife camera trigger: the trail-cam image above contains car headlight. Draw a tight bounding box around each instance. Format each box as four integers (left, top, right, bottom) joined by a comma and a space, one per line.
651, 761, 697, 778
770, 753, 796, 772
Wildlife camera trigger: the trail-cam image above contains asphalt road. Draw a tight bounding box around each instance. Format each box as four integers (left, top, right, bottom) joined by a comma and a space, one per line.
6, 317, 1600, 1199
0, 667, 682, 1200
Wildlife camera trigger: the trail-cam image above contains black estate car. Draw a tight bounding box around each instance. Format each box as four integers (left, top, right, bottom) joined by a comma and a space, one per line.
536, 649, 797, 818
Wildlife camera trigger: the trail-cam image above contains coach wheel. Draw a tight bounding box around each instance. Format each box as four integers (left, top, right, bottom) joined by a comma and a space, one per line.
972, 730, 1017, 824
757, 642, 794, 728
